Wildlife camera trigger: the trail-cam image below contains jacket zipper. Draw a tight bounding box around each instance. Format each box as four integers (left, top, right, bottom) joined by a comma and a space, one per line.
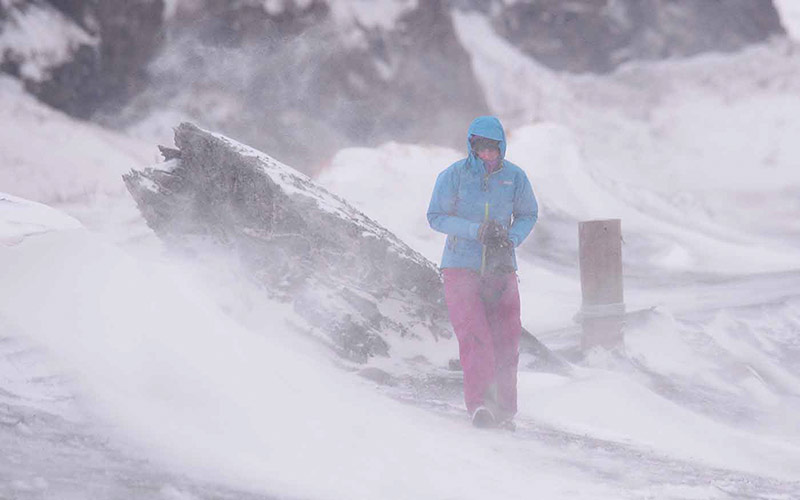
480, 166, 508, 274
480, 201, 489, 275
482, 164, 504, 191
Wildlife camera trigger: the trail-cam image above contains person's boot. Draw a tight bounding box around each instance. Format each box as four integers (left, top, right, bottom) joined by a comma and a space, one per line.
471, 406, 495, 428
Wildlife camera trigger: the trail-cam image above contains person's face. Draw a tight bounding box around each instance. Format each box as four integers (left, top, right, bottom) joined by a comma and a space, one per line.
476, 146, 500, 162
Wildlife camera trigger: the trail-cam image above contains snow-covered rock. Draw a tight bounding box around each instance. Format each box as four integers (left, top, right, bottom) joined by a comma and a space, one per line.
0, 0, 163, 116
489, 0, 785, 73
0, 0, 96, 82
124, 122, 452, 363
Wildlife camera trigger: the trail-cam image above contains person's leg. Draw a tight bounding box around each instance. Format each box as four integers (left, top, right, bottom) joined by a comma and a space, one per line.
486, 273, 522, 418
442, 268, 496, 415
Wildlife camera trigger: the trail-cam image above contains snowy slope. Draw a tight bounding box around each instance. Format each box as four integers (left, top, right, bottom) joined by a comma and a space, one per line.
317, 116, 800, 488
316, 13, 800, 290
312, 17, 800, 497
456, 12, 800, 272
2, 6, 800, 500
0, 197, 632, 500
0, 75, 162, 253
0, 192, 80, 245
0, 76, 155, 205
3, 190, 800, 500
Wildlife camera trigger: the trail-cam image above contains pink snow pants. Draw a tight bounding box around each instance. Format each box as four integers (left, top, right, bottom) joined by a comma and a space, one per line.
443, 268, 522, 417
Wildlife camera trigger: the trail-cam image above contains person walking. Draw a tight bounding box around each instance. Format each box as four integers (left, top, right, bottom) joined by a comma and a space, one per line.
427, 116, 538, 429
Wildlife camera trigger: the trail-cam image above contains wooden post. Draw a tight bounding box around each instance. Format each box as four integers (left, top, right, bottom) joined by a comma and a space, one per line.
578, 219, 625, 349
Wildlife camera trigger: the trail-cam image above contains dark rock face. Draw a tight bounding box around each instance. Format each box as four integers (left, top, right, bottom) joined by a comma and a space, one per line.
103, 0, 787, 171
121, 0, 488, 173
2, 0, 787, 169
123, 123, 452, 363
1, 0, 163, 117
492, 0, 785, 73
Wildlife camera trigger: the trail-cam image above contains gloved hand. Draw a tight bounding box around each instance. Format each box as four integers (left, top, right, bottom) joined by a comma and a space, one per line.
477, 220, 511, 248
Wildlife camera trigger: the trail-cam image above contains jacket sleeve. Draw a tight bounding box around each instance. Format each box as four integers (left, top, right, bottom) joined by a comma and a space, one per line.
508, 171, 538, 247
427, 167, 481, 240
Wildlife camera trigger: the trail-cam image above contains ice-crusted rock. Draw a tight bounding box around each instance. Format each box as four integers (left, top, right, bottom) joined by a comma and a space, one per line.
123, 123, 451, 363
489, 0, 785, 73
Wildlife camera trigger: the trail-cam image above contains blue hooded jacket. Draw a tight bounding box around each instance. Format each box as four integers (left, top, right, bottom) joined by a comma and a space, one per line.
427, 116, 538, 271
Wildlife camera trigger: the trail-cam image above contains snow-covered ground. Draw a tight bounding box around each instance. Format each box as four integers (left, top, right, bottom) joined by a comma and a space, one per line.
3, 8, 800, 500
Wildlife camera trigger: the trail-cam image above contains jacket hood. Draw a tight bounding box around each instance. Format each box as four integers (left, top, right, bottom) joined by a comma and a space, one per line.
467, 116, 507, 160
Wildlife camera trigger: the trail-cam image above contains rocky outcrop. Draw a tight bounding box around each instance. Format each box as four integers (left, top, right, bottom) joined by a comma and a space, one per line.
113, 0, 788, 171
123, 123, 452, 363
3, 0, 787, 170
1, 0, 163, 117
490, 0, 785, 73
122, 0, 488, 173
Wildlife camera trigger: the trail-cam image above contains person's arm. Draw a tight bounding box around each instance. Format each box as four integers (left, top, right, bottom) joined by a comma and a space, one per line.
427, 167, 481, 240
508, 171, 538, 247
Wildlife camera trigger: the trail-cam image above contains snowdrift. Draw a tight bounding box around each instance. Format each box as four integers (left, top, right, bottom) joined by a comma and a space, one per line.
0, 193, 629, 500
